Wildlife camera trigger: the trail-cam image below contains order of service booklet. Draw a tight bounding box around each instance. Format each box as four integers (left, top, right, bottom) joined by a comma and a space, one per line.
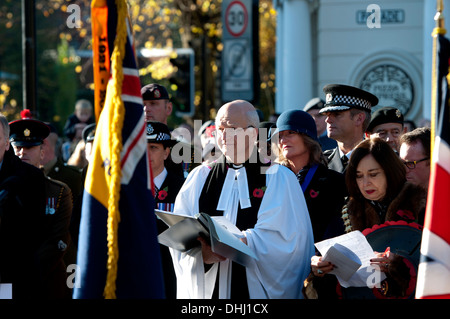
155, 209, 258, 267
315, 231, 386, 287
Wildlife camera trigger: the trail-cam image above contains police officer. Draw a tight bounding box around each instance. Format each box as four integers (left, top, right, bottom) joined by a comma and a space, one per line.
319, 84, 378, 173
146, 121, 185, 299
9, 118, 72, 299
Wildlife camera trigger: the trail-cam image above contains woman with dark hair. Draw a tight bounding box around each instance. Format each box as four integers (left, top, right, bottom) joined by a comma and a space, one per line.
311, 138, 427, 299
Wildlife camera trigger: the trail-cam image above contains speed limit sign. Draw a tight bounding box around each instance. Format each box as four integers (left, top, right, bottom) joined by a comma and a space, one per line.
225, 1, 248, 37
222, 0, 255, 102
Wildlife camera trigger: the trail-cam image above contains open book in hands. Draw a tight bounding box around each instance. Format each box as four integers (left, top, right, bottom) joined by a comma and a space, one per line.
155, 210, 258, 267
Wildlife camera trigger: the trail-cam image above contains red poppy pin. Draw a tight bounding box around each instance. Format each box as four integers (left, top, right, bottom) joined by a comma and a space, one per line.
157, 187, 168, 201
252, 186, 267, 199
309, 189, 319, 198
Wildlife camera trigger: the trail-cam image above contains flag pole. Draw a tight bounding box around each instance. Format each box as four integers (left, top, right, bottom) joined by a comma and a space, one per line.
431, 0, 446, 159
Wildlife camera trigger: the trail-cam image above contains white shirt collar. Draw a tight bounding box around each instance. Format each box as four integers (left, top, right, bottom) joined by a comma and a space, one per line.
338, 148, 353, 159
154, 167, 168, 190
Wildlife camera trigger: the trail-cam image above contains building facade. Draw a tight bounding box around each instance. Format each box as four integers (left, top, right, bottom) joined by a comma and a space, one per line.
274, 0, 450, 125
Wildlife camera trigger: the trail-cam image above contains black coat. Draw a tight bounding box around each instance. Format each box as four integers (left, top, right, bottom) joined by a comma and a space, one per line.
297, 163, 348, 242
0, 149, 47, 298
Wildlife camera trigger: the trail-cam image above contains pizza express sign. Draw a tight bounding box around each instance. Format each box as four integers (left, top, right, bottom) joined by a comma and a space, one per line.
359, 64, 414, 116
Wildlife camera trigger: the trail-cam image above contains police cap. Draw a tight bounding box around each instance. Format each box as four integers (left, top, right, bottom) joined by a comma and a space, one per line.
319, 84, 378, 114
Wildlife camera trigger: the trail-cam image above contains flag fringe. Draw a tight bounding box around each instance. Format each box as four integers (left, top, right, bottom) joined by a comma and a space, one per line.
103, 0, 127, 299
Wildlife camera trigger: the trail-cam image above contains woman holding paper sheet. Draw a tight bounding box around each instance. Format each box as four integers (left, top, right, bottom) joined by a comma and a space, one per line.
311, 138, 426, 298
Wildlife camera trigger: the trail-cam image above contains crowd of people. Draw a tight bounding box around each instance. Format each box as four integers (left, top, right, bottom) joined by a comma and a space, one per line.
0, 81, 432, 300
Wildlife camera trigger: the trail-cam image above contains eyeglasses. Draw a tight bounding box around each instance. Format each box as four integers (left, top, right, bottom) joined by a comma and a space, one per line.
402, 157, 429, 169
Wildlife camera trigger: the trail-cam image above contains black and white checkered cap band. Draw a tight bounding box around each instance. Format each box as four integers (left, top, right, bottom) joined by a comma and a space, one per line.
147, 132, 171, 141
320, 94, 372, 113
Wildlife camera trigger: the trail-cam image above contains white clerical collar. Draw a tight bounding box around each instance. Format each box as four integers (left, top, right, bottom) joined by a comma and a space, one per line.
154, 167, 168, 190
216, 166, 251, 211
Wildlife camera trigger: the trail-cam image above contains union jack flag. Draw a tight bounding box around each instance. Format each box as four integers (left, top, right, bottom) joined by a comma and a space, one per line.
416, 33, 450, 299
73, 0, 164, 299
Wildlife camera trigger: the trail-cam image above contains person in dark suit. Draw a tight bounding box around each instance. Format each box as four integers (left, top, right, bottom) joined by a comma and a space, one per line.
0, 115, 47, 299
9, 118, 72, 299
318, 84, 378, 173
146, 121, 185, 298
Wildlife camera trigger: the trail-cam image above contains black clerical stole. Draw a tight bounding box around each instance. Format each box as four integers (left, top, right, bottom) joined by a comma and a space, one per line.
198, 155, 269, 298
199, 155, 268, 230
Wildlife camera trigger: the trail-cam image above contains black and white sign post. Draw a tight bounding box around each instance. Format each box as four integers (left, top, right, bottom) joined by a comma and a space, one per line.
221, 0, 257, 103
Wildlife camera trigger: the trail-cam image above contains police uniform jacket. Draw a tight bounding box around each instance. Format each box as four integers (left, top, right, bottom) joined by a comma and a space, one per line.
325, 147, 346, 173
155, 169, 185, 209
154, 168, 185, 299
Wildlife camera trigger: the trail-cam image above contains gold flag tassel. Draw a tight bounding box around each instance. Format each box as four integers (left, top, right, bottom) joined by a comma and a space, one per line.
431, 0, 446, 159
101, 0, 127, 299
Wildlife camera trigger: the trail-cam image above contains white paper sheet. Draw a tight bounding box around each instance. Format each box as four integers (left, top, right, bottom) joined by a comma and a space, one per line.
315, 231, 386, 288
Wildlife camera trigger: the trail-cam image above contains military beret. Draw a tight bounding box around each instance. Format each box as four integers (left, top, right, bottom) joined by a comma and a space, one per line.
146, 121, 176, 147
366, 107, 404, 133
320, 84, 378, 114
303, 97, 325, 113
9, 118, 50, 147
141, 83, 170, 101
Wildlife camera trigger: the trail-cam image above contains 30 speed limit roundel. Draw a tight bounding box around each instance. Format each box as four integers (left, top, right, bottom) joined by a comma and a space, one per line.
225, 1, 248, 37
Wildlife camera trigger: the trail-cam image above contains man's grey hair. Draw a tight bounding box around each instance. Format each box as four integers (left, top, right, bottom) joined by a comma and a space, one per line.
0, 114, 10, 141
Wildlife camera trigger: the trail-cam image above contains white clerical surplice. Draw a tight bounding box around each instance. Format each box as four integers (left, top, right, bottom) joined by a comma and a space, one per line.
170, 163, 315, 299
